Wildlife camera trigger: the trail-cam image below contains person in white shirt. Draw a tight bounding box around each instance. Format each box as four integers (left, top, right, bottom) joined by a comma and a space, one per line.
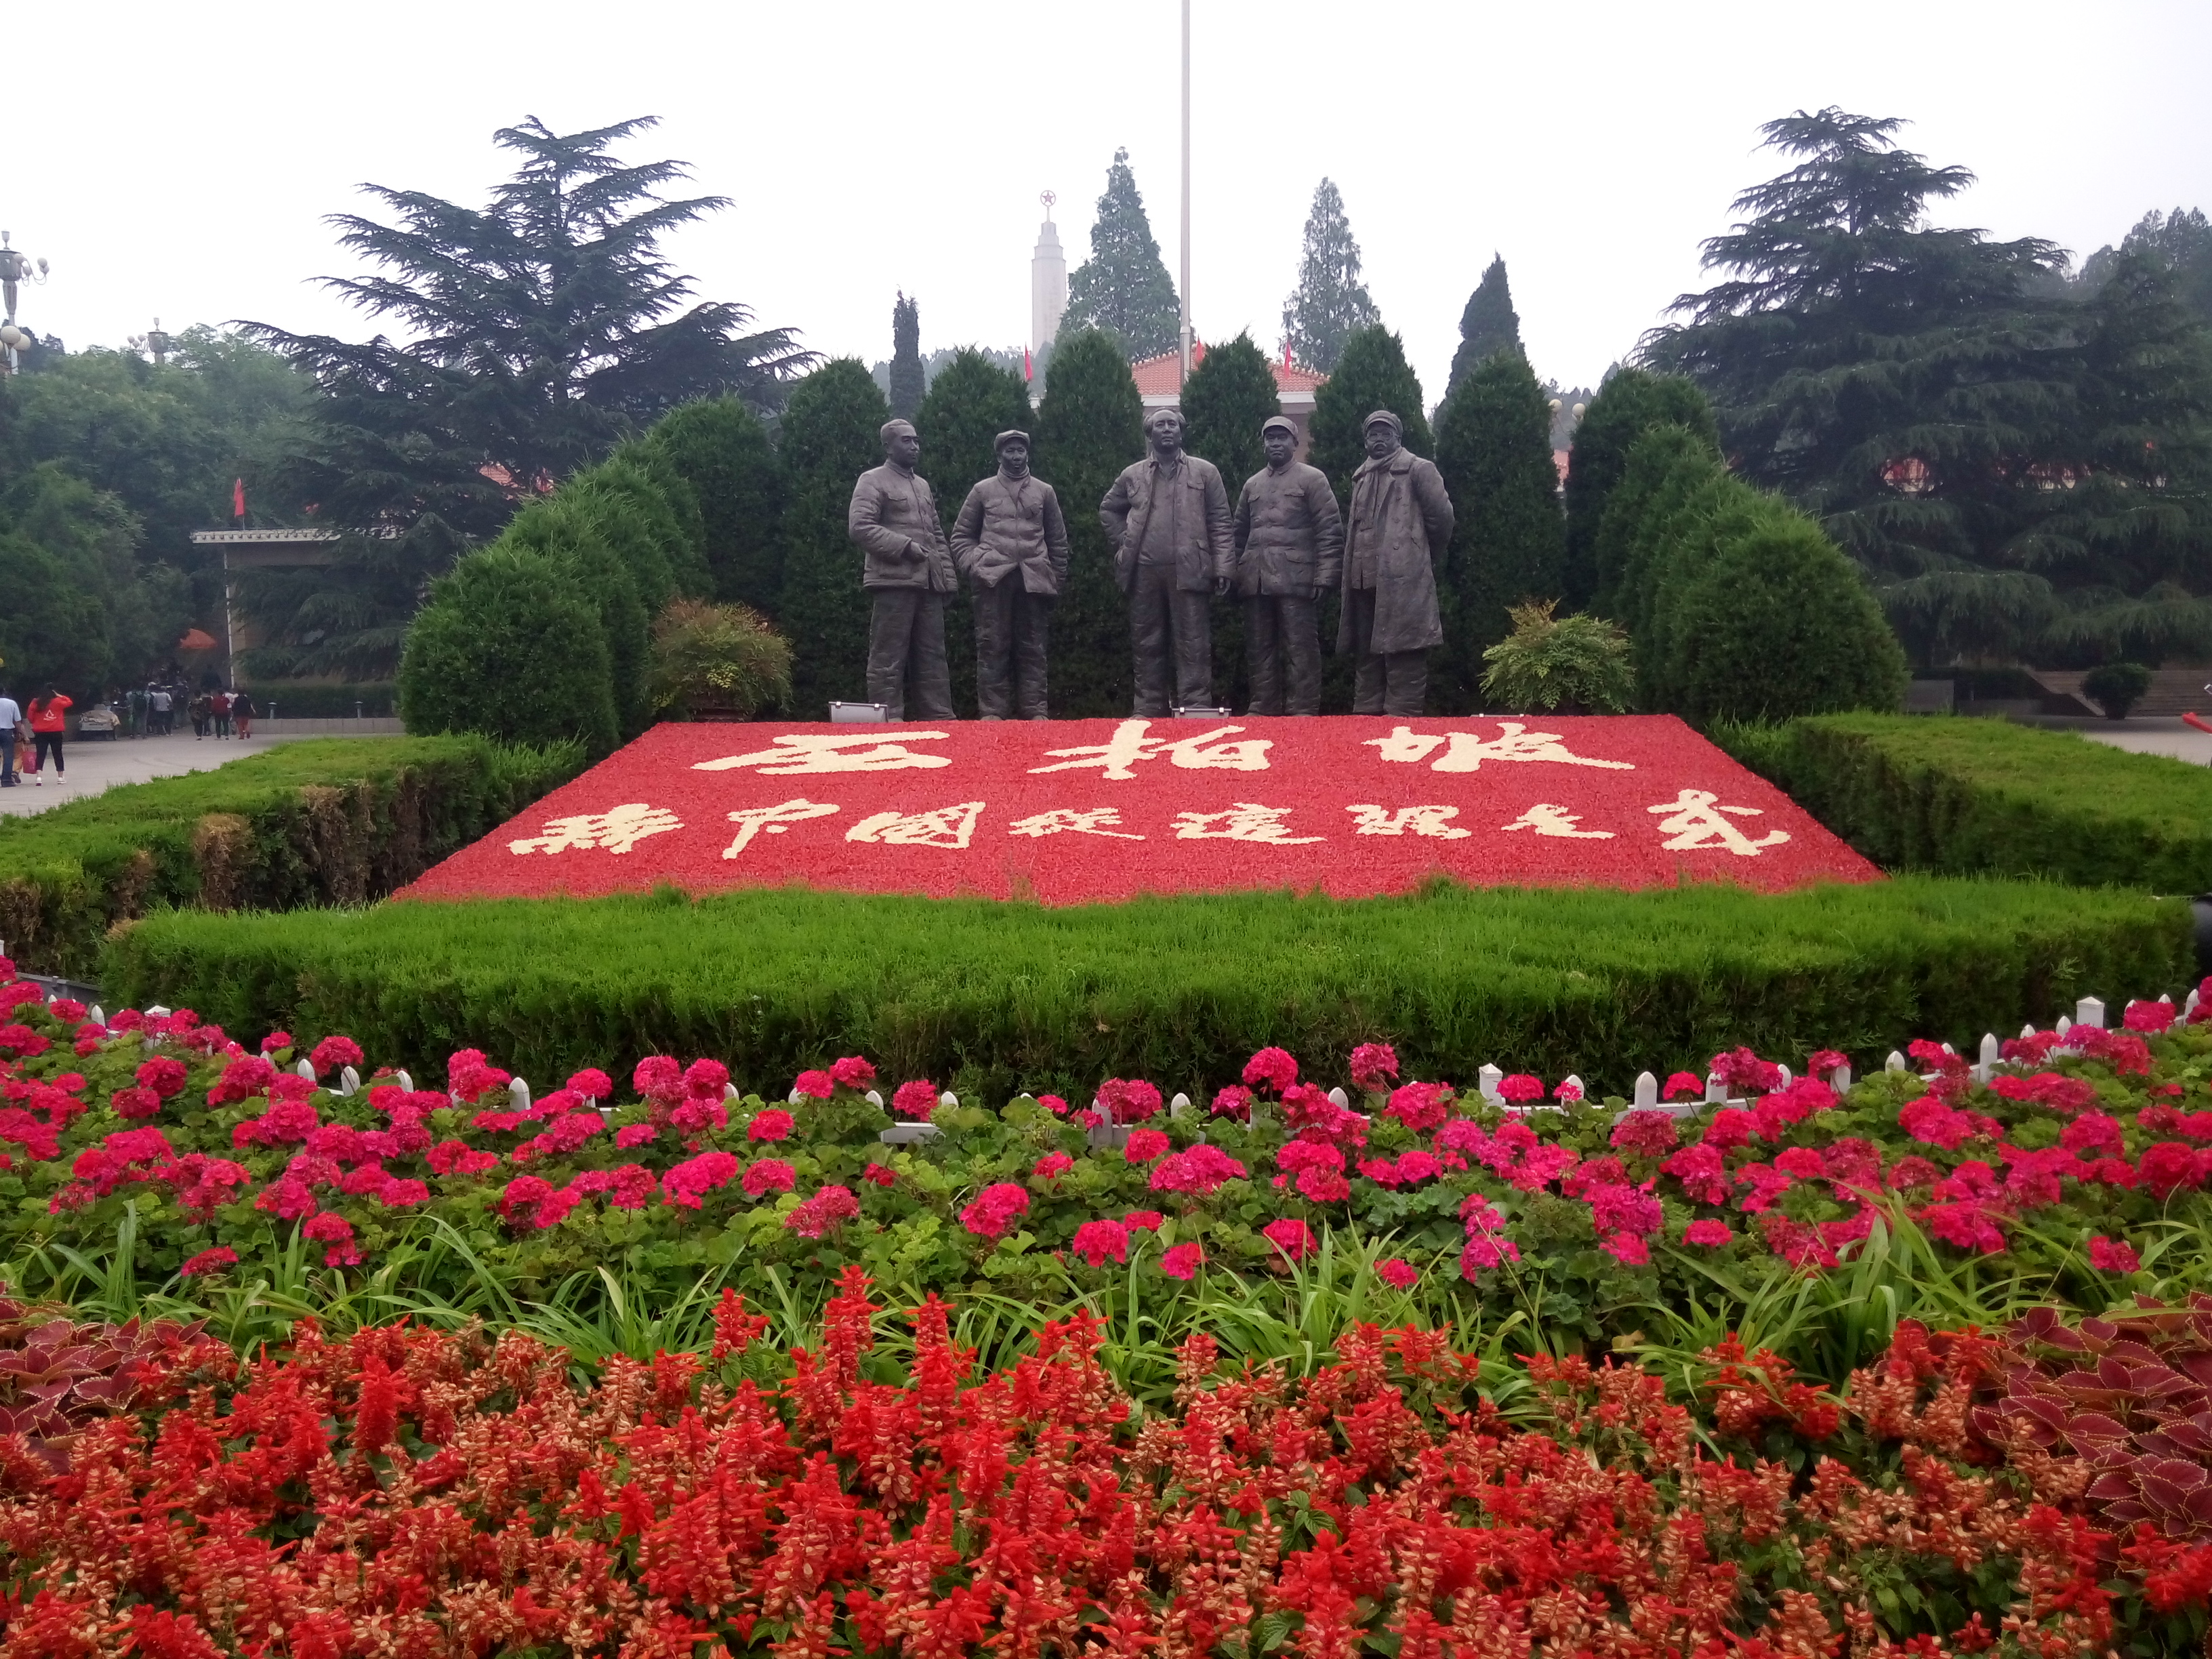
0, 689, 19, 786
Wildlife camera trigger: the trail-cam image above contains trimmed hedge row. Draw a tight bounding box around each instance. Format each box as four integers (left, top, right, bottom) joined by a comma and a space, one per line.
1716, 713, 2212, 891
1, 737, 583, 979
102, 875, 2192, 1103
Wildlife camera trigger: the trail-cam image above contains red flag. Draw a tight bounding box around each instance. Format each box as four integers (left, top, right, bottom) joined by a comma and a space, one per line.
232, 478, 246, 520
1282, 340, 1292, 370
1023, 346, 1033, 383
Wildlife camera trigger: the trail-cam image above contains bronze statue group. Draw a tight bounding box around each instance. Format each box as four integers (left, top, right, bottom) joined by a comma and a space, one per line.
846, 406, 1454, 721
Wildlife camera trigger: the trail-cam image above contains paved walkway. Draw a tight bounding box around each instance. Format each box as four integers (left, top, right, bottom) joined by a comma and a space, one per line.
0, 731, 390, 819
2035, 716, 2212, 767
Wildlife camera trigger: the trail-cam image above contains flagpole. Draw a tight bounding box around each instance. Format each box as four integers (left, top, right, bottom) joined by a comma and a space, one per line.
1179, 0, 1191, 386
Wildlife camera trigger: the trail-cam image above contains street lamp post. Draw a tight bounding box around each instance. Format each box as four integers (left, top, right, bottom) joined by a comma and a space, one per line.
1179, 0, 1191, 385
0, 230, 49, 377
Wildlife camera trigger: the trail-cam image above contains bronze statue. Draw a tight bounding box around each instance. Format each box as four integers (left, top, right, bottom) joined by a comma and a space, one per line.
847, 418, 957, 720
1233, 415, 1343, 716
1337, 409, 1454, 716
951, 431, 1069, 720
1099, 407, 1234, 714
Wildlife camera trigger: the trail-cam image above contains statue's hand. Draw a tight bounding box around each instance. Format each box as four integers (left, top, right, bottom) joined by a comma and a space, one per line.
1214, 577, 1231, 598
1311, 583, 1328, 602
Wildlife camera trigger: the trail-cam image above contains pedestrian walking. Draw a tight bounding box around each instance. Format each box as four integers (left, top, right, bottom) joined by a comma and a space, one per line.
150, 685, 173, 735
26, 687, 71, 786
0, 687, 19, 787
212, 689, 232, 739
189, 691, 209, 739
232, 691, 255, 739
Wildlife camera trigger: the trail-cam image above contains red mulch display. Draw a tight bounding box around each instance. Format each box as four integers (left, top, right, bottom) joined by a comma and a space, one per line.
400, 715, 1880, 904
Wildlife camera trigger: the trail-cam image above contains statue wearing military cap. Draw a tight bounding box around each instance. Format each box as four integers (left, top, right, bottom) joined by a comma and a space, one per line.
1336, 409, 1455, 716
1099, 405, 1235, 714
848, 417, 957, 720
949, 429, 1069, 720
1231, 415, 1342, 716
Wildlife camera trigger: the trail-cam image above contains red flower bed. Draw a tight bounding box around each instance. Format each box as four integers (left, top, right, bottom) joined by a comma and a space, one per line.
0, 1274, 2169, 1658
400, 716, 1878, 904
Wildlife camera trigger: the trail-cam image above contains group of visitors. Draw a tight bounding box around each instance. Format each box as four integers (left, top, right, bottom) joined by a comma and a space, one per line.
0, 686, 75, 787
188, 687, 255, 740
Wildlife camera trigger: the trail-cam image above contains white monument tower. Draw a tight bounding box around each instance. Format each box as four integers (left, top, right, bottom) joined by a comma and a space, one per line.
1030, 191, 1067, 357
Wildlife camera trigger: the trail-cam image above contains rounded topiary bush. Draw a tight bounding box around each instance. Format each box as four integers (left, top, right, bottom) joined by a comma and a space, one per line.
2083, 661, 2154, 720
398, 544, 619, 756
1661, 493, 1910, 724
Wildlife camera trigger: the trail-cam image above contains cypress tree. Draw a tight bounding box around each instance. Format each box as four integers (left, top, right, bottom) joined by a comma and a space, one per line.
776, 360, 891, 720
1308, 326, 1433, 508
501, 495, 655, 740
888, 292, 924, 419
647, 397, 787, 613
1593, 425, 1728, 659
1565, 369, 1718, 613
1446, 255, 1521, 396
1033, 327, 1145, 715
1182, 331, 1284, 713
1281, 180, 1382, 373
1433, 350, 1566, 711
918, 349, 1034, 716
1061, 149, 1182, 362
1183, 331, 1282, 494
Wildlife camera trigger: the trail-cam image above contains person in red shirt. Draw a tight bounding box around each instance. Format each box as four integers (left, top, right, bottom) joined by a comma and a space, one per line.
26, 687, 71, 786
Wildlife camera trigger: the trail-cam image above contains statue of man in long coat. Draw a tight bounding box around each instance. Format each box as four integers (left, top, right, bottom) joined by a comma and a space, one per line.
1337, 409, 1455, 717
848, 417, 958, 720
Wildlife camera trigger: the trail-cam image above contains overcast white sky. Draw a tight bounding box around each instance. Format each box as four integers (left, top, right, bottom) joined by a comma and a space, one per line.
11, 1, 2209, 403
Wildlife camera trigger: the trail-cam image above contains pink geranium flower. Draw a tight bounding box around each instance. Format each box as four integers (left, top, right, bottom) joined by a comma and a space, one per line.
1375, 1256, 1418, 1289
1683, 1219, 1734, 1246
1124, 1128, 1170, 1164
2088, 1235, 2142, 1273
1073, 1218, 1130, 1267
1161, 1241, 1205, 1279
1260, 1217, 1314, 1261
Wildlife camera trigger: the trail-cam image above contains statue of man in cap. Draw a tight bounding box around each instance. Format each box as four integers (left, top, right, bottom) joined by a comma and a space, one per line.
1099, 406, 1235, 714
950, 430, 1069, 720
848, 417, 958, 720
1233, 415, 1343, 716
1337, 409, 1454, 716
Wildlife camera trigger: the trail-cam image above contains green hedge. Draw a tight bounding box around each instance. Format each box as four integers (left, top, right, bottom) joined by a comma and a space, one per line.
1, 737, 584, 978
102, 876, 2190, 1103
1715, 713, 2212, 890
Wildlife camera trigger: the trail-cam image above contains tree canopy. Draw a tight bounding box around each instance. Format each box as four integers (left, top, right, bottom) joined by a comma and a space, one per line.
888, 293, 924, 419
1282, 180, 1381, 374
1061, 150, 1182, 363
1447, 255, 1521, 395
1033, 328, 1145, 715
1643, 108, 2212, 665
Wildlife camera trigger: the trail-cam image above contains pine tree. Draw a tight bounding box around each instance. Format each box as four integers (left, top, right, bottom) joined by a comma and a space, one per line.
1640, 108, 2212, 663
775, 361, 890, 719
647, 397, 788, 613
1282, 180, 1382, 374
1433, 350, 1565, 710
1033, 327, 1145, 714
1061, 149, 1183, 362
918, 349, 1033, 716
1182, 332, 1284, 712
1446, 255, 1521, 395
1562, 368, 1717, 613
888, 292, 924, 419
